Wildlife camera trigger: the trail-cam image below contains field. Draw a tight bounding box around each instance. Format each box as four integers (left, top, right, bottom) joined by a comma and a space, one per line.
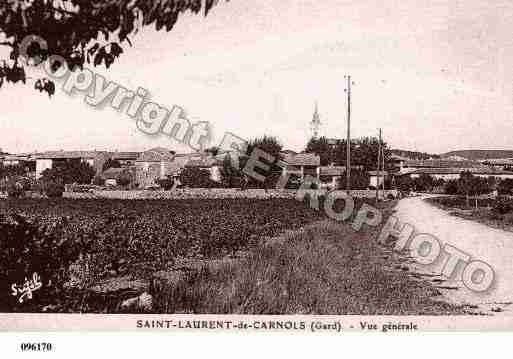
1, 197, 469, 314
1, 197, 324, 311
426, 196, 513, 233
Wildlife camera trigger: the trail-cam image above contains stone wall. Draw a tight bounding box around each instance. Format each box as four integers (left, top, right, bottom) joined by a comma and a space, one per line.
63, 188, 399, 200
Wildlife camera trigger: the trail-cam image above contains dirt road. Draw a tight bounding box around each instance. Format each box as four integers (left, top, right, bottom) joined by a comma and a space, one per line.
394, 195, 513, 314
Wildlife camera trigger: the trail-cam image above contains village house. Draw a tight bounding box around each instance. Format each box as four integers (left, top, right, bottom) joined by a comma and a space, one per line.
35, 151, 110, 178
403, 167, 513, 181
184, 157, 223, 182
482, 158, 513, 171
368, 170, 388, 188
134, 147, 178, 188
111, 151, 141, 168
3, 153, 36, 169
399, 159, 484, 175
319, 166, 346, 189
281, 153, 321, 181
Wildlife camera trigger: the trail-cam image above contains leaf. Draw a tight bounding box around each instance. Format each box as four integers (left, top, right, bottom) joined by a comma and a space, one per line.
109, 42, 123, 58
34, 78, 55, 97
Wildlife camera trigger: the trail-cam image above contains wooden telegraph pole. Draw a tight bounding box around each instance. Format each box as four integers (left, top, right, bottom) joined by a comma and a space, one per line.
381, 130, 386, 196
346, 75, 352, 192
376, 128, 382, 203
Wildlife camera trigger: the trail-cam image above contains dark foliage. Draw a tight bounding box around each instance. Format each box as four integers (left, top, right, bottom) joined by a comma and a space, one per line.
155, 176, 175, 190
305, 137, 334, 166
6, 179, 24, 197
102, 158, 121, 172
333, 137, 390, 172
1, 197, 326, 312
40, 160, 95, 185
0, 0, 226, 95
179, 167, 216, 188
43, 181, 65, 198
412, 173, 434, 192
493, 198, 513, 215
444, 179, 459, 195
498, 179, 513, 195
336, 170, 369, 190
0, 213, 81, 311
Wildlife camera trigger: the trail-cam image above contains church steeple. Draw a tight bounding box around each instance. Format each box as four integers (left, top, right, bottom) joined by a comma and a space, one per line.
310, 101, 321, 139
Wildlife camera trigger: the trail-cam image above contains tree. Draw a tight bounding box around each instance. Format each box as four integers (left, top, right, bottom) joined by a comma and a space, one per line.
204, 146, 220, 157
179, 167, 214, 188
246, 135, 283, 160
243, 135, 283, 190
305, 136, 334, 166
413, 174, 434, 192
0, 0, 225, 95
220, 155, 243, 188
444, 179, 459, 195
395, 175, 414, 193
0, 164, 26, 179
102, 158, 121, 171
498, 178, 513, 195
333, 137, 391, 172
116, 169, 133, 187
457, 171, 493, 207
40, 160, 95, 184
155, 176, 174, 190
336, 170, 369, 190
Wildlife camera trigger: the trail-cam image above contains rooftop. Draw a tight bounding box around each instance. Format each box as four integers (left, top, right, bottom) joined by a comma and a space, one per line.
112, 151, 141, 160
319, 166, 346, 176
36, 150, 103, 160
405, 168, 513, 176
404, 159, 484, 169
283, 153, 320, 167
482, 158, 513, 166
136, 148, 175, 162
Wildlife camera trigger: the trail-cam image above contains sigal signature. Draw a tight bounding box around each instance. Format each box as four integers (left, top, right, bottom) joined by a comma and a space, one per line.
11, 273, 43, 303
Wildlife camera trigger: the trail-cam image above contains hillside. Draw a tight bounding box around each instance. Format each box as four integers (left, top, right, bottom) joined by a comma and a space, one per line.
441, 150, 513, 160
390, 149, 440, 160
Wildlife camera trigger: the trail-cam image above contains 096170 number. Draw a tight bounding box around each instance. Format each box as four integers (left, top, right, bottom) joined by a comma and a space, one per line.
20, 342, 53, 352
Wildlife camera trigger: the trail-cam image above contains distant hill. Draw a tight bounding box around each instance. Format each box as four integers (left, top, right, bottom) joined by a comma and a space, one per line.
390, 149, 440, 160
441, 150, 513, 160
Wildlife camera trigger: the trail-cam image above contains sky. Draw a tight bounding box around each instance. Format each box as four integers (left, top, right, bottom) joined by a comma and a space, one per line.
1, 0, 513, 154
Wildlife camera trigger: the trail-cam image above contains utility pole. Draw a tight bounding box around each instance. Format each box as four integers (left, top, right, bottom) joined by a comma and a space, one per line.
376, 128, 382, 203
346, 75, 351, 192
381, 130, 385, 195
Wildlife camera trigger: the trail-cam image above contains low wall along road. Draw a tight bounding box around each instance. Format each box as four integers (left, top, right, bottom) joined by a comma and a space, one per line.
63, 188, 400, 200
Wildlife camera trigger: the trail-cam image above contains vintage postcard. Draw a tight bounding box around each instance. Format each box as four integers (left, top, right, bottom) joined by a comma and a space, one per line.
1, 0, 513, 341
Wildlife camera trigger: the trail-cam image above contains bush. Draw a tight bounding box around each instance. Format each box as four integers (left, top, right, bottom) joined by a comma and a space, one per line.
284, 174, 302, 190
180, 167, 216, 188
0, 214, 81, 311
6, 180, 23, 198
156, 177, 175, 190
444, 180, 459, 195
336, 170, 369, 190
41, 161, 95, 185
413, 174, 434, 192
493, 198, 513, 215
498, 179, 513, 195
44, 182, 65, 198
116, 171, 133, 187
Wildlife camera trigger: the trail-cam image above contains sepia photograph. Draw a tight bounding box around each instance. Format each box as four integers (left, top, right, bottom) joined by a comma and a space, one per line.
1, 0, 513, 337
